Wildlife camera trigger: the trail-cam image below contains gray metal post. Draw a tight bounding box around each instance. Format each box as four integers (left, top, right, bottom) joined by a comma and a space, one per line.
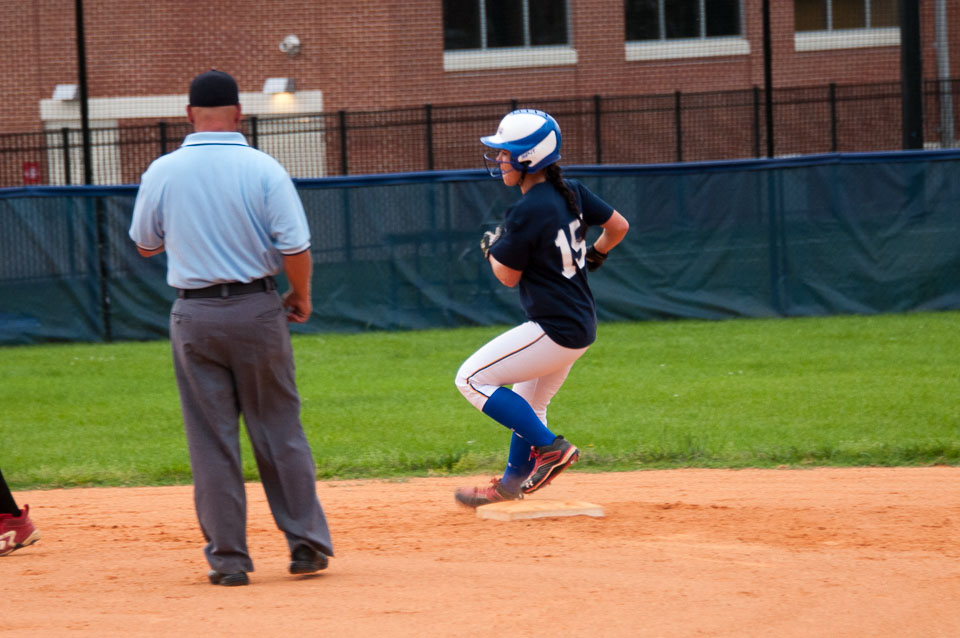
338, 110, 348, 175
935, 0, 954, 147
61, 127, 72, 185
829, 83, 838, 153
74, 0, 92, 185
762, 0, 775, 158
593, 95, 602, 164
425, 104, 434, 170
674, 91, 683, 162
75, 0, 111, 340
158, 121, 168, 156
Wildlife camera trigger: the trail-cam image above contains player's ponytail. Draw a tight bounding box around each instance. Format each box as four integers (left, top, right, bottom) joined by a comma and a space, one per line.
545, 164, 583, 223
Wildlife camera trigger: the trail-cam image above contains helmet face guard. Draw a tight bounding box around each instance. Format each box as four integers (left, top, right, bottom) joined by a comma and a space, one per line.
480, 109, 562, 177
482, 151, 522, 178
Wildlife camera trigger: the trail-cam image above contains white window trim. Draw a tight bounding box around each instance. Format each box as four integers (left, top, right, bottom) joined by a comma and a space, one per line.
795, 28, 900, 52
626, 37, 750, 62
444, 46, 577, 72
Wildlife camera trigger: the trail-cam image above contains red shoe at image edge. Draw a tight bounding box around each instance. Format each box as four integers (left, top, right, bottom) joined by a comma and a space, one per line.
0, 504, 41, 556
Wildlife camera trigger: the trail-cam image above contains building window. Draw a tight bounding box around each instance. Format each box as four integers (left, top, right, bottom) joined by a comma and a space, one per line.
623, 0, 748, 62
443, 0, 569, 51
624, 0, 742, 42
795, 0, 900, 52
795, 0, 899, 32
442, 0, 576, 72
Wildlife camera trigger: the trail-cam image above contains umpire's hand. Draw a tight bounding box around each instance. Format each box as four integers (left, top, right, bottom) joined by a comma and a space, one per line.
282, 290, 312, 323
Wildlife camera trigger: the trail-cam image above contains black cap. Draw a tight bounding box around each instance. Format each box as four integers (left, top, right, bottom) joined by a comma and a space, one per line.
188, 70, 239, 107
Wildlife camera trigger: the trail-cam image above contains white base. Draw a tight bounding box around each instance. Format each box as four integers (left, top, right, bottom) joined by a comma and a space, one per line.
477, 499, 604, 521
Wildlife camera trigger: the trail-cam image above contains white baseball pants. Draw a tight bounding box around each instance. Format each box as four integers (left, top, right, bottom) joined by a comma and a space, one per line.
455, 320, 588, 425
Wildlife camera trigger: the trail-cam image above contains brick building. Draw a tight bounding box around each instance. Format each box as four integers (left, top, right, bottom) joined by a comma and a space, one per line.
1, 1, 957, 184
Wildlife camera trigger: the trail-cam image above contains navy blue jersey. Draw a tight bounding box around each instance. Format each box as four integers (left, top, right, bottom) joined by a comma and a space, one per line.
489, 179, 615, 348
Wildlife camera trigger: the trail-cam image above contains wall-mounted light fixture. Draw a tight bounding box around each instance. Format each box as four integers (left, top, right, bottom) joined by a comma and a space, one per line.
279, 35, 301, 56
263, 78, 296, 94
52, 84, 79, 100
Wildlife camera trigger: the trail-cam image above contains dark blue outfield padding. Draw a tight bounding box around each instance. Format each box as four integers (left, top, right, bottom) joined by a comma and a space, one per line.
3, 149, 960, 344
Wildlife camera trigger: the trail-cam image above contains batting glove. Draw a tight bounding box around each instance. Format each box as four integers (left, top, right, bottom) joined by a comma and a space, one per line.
585, 245, 608, 272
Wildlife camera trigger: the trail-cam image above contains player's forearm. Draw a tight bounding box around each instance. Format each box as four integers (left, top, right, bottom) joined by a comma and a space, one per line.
489, 255, 521, 287
282, 249, 313, 295
592, 210, 629, 254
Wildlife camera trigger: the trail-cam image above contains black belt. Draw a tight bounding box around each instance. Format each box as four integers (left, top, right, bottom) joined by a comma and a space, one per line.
178, 277, 275, 299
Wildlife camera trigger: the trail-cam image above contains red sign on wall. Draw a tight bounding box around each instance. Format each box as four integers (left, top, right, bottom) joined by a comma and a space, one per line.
23, 161, 41, 185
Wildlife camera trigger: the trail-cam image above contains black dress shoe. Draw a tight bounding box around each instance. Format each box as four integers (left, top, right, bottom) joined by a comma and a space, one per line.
289, 546, 329, 575
208, 570, 250, 586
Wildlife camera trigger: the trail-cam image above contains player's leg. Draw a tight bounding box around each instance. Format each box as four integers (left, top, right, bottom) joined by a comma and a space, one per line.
456, 322, 554, 452
506, 361, 578, 486
455, 321, 585, 441
0, 468, 19, 516
512, 360, 576, 426
454, 322, 585, 505
229, 292, 333, 568
170, 299, 252, 577
496, 432, 535, 493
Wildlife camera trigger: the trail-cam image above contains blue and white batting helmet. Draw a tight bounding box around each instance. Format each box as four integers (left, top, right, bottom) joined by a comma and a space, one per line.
481, 109, 562, 174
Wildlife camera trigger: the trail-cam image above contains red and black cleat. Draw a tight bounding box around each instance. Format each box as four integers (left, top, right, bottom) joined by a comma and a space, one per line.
454, 478, 522, 508
521, 435, 580, 495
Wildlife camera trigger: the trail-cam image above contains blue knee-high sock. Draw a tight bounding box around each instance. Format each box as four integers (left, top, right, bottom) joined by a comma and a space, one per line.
482, 387, 556, 448
501, 432, 536, 493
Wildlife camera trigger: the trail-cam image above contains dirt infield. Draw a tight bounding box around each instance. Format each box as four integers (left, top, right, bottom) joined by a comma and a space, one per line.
4, 467, 959, 637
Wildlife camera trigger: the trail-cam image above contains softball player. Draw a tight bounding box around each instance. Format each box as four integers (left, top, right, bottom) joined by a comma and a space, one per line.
454, 109, 630, 507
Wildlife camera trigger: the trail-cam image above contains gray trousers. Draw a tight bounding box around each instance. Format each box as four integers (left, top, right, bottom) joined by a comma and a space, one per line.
170, 290, 333, 574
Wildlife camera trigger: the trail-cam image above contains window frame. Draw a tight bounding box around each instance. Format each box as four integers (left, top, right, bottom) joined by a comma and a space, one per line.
623, 0, 750, 62
794, 0, 901, 52
443, 0, 577, 72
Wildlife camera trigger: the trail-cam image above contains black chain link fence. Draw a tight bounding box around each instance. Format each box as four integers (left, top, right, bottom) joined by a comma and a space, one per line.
2, 79, 958, 188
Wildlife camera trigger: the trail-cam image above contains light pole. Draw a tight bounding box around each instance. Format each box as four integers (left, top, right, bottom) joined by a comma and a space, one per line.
74, 0, 92, 184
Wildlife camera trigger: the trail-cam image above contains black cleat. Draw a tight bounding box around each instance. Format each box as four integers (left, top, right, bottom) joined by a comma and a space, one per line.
290, 545, 329, 575
208, 570, 250, 586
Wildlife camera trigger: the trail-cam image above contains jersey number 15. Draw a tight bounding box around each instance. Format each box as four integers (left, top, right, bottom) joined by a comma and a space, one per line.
554, 219, 586, 279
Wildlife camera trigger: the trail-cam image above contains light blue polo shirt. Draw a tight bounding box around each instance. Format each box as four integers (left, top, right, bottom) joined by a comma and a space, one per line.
129, 131, 311, 289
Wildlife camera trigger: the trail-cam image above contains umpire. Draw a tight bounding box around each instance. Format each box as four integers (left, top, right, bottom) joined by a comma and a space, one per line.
129, 69, 333, 587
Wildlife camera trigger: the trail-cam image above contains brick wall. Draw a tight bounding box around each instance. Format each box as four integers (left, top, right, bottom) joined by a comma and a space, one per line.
1, 0, 956, 188
2, 0, 955, 137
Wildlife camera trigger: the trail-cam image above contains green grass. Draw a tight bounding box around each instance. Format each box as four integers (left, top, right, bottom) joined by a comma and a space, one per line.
2, 311, 959, 489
